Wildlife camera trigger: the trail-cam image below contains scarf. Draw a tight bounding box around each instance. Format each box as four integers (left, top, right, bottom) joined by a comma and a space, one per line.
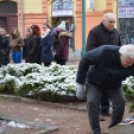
42, 29, 50, 38
25, 33, 31, 39
12, 32, 20, 39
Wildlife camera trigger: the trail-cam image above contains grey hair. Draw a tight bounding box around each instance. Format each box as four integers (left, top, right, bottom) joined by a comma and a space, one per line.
119, 44, 134, 59
103, 13, 115, 20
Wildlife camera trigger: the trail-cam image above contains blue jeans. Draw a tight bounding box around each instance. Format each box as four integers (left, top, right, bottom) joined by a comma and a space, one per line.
11, 51, 21, 64
98, 91, 109, 114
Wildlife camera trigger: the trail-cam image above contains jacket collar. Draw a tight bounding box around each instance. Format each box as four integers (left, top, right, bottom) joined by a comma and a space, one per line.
117, 47, 122, 67
2, 34, 9, 38
101, 22, 114, 33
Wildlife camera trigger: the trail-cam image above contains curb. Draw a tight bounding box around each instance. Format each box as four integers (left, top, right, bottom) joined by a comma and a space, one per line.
0, 94, 88, 112
0, 115, 58, 134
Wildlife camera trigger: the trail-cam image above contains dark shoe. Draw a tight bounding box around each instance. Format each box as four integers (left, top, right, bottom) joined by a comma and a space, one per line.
99, 115, 105, 121
101, 111, 111, 117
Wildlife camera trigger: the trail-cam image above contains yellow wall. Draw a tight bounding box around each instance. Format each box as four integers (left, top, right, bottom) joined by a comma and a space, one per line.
112, 0, 117, 28
23, 0, 42, 13
86, 0, 106, 12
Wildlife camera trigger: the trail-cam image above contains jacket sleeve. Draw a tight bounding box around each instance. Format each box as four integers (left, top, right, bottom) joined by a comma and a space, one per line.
23, 39, 26, 58
6, 37, 10, 55
76, 48, 102, 84
43, 35, 52, 53
119, 37, 122, 46
56, 38, 65, 57
86, 30, 99, 52
18, 37, 25, 47
29, 37, 39, 56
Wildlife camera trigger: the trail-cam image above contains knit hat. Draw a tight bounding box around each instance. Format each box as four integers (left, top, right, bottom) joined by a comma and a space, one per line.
58, 21, 66, 31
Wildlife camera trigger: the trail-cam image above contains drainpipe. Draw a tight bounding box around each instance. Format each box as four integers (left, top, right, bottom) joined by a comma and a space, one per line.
20, 0, 24, 38
81, 0, 86, 58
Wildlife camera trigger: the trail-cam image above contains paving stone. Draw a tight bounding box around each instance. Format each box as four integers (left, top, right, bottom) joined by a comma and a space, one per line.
0, 114, 58, 133
25, 121, 38, 127
104, 125, 134, 134
20, 97, 28, 102
46, 126, 58, 131
33, 126, 59, 134
37, 123, 49, 128
32, 128, 49, 134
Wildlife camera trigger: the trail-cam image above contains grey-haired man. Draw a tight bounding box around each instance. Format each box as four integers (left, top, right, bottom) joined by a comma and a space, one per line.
76, 45, 134, 134
86, 13, 122, 121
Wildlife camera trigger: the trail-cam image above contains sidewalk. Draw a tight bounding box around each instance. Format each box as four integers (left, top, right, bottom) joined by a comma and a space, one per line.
0, 95, 133, 134
9, 56, 81, 66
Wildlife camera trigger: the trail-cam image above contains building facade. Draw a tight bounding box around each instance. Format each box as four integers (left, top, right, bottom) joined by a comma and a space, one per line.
118, 0, 134, 45
0, 0, 118, 56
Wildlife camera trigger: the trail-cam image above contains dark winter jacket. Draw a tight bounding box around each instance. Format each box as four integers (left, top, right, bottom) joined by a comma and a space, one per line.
0, 35, 2, 46
40, 32, 53, 63
86, 22, 122, 51
27, 35, 40, 63
77, 45, 134, 90
23, 37, 31, 62
0, 34, 10, 64
56, 32, 72, 60
52, 32, 59, 51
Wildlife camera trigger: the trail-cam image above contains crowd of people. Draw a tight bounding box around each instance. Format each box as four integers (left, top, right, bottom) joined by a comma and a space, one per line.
0, 21, 72, 67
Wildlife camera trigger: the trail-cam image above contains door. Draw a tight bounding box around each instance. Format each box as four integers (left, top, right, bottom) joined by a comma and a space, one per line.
0, 17, 7, 30
7, 16, 18, 33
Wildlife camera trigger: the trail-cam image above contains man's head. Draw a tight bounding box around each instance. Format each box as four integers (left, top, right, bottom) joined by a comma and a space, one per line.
119, 45, 134, 68
103, 13, 115, 32
0, 27, 7, 36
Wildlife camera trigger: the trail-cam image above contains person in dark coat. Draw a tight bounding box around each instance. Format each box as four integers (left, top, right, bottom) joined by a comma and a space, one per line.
27, 25, 41, 64
86, 13, 122, 121
55, 21, 72, 65
0, 28, 10, 67
52, 28, 59, 52
23, 28, 31, 62
40, 23, 53, 66
76, 44, 134, 134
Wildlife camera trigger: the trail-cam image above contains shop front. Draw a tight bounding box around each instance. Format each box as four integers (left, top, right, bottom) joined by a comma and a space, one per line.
118, 0, 134, 45
51, 0, 75, 50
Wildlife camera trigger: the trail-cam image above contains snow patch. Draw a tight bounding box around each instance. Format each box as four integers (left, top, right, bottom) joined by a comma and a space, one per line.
35, 118, 41, 121
33, 108, 38, 110
7, 121, 30, 128
46, 119, 51, 122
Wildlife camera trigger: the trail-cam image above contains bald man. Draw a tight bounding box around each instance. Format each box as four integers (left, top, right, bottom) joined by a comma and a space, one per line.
86, 13, 122, 121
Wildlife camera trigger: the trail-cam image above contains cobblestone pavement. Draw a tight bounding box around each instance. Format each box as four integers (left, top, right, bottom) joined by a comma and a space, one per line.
0, 97, 133, 134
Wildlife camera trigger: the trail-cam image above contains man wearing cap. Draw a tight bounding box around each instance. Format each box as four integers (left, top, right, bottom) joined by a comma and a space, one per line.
86, 13, 122, 121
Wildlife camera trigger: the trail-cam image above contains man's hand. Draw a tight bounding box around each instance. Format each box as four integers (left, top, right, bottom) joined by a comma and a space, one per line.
76, 84, 85, 100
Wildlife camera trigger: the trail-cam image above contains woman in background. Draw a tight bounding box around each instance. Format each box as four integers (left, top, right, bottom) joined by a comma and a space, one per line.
0, 27, 10, 67
27, 25, 41, 64
55, 21, 72, 65
9, 27, 25, 64
40, 23, 53, 66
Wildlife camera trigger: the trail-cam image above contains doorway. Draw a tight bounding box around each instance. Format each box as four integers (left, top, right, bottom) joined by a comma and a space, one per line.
52, 17, 75, 50
0, 1, 18, 34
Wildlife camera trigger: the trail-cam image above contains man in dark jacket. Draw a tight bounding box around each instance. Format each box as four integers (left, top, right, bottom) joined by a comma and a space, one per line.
76, 45, 134, 134
86, 13, 122, 120
0, 28, 10, 67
